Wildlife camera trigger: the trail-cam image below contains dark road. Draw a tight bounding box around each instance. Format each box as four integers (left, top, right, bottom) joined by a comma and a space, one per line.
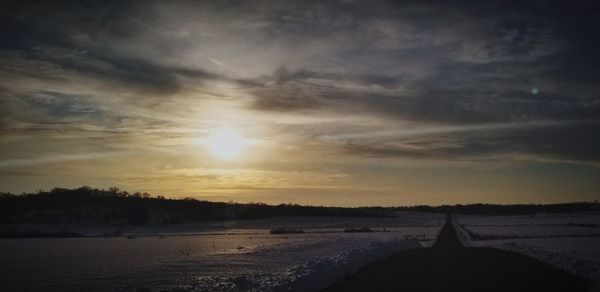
322, 214, 591, 292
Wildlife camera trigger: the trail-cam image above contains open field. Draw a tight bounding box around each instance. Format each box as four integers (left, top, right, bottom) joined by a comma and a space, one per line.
322, 214, 591, 292
0, 213, 442, 292
456, 212, 600, 280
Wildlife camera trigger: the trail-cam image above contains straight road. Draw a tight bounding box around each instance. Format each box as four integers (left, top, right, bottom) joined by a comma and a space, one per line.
322, 214, 591, 292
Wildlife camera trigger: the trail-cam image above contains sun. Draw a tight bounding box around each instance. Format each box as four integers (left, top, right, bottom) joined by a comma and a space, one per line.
206, 129, 250, 160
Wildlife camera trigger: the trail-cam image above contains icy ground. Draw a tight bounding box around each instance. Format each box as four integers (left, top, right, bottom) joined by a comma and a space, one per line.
2, 212, 444, 237
456, 212, 600, 281
0, 212, 444, 292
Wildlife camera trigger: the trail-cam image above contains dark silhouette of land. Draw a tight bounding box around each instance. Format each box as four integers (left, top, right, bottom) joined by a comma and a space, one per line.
2, 187, 598, 230
322, 214, 591, 292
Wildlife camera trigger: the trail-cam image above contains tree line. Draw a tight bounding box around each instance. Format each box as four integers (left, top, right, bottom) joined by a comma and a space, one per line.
1, 186, 598, 226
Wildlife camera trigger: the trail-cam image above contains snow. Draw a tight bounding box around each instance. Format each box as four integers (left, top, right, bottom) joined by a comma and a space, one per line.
468, 237, 600, 280
0, 213, 443, 292
456, 212, 600, 281
2, 212, 445, 237
457, 212, 600, 226
463, 225, 600, 238
181, 235, 421, 292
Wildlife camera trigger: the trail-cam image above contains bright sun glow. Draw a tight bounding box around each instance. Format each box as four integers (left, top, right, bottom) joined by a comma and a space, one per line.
206, 129, 250, 160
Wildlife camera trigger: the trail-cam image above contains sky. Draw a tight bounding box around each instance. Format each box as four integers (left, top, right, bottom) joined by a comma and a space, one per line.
1, 0, 599, 206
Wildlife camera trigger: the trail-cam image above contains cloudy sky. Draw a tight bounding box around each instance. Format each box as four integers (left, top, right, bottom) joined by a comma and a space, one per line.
1, 0, 599, 206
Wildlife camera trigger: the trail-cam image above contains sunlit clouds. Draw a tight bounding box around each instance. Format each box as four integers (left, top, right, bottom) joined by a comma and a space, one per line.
203, 128, 253, 161
0, 1, 599, 205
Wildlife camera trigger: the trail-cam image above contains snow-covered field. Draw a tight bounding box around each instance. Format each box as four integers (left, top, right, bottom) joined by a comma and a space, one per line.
456, 212, 600, 280
2, 212, 444, 237
458, 212, 600, 227
0, 212, 444, 292
462, 225, 600, 239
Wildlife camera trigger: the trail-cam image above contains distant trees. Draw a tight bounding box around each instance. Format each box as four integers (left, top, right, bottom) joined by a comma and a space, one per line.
125, 205, 150, 225
0, 186, 164, 225
131, 192, 151, 199
108, 186, 121, 195
0, 187, 599, 226
0, 186, 400, 225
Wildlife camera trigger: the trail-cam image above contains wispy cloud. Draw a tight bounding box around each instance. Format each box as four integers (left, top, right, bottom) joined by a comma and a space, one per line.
0, 152, 124, 168
1, 0, 599, 203
319, 120, 563, 141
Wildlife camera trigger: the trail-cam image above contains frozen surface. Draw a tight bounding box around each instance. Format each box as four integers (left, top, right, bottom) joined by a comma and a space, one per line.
463, 225, 600, 238
3, 212, 445, 237
456, 212, 600, 280
457, 212, 600, 226
0, 214, 442, 292
468, 237, 600, 280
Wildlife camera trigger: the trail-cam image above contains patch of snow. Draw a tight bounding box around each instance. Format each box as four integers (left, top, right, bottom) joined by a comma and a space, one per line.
475, 238, 600, 280
0, 224, 438, 291
176, 238, 420, 292
457, 212, 600, 227
457, 213, 600, 281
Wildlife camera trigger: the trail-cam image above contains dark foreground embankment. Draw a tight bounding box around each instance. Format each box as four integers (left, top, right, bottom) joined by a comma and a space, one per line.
322, 214, 591, 292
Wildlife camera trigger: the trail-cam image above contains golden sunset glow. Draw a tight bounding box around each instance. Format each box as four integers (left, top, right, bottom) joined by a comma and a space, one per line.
1, 1, 599, 207
3, 3, 600, 292
206, 129, 251, 161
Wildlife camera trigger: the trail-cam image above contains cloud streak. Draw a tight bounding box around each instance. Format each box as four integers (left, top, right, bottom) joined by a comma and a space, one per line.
1, 0, 599, 203
0, 152, 123, 168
